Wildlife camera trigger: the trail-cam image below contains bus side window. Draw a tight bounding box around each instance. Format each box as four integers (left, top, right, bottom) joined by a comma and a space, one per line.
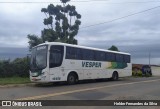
124, 55, 130, 63
49, 45, 64, 68
106, 52, 116, 62
88, 50, 94, 60
116, 54, 123, 62
66, 47, 77, 59
76, 48, 82, 60
82, 49, 94, 61
95, 51, 105, 61
82, 49, 87, 60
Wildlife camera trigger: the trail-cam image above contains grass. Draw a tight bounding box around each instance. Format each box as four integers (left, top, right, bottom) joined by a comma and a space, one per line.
0, 76, 30, 85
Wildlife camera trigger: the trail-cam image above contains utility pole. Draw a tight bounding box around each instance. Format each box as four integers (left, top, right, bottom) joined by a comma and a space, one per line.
149, 51, 151, 67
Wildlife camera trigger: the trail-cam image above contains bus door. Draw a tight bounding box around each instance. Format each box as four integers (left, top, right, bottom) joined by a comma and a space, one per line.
49, 45, 64, 81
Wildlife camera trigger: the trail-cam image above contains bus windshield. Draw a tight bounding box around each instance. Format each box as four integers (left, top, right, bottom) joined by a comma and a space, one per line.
30, 45, 47, 71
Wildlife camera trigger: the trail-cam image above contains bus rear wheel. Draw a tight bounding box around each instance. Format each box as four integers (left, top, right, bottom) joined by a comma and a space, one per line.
67, 73, 77, 85
111, 72, 119, 81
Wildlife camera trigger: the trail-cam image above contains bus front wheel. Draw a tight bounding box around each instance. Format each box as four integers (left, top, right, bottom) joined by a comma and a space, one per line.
67, 73, 77, 85
111, 72, 119, 81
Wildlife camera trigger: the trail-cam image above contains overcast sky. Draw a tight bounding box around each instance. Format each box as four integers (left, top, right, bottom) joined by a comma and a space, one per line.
0, 0, 160, 65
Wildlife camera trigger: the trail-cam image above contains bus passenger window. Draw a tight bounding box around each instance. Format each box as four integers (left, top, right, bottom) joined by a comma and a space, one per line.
49, 45, 64, 68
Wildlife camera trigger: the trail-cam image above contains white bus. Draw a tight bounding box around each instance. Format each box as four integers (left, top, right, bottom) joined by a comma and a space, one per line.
30, 42, 131, 84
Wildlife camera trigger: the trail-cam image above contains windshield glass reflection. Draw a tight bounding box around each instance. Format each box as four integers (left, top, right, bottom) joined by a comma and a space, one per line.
30, 45, 47, 71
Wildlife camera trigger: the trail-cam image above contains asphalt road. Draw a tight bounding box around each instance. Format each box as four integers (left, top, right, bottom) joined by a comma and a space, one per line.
0, 76, 160, 109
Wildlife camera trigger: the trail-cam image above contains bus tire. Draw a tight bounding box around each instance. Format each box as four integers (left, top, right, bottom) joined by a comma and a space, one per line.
67, 73, 77, 85
111, 71, 119, 81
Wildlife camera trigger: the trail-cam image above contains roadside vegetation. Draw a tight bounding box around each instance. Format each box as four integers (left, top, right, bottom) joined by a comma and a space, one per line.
132, 70, 152, 77
0, 76, 30, 85
0, 57, 29, 78
0, 57, 30, 85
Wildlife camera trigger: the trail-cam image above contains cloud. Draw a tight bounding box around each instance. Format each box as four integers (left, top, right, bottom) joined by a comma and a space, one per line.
0, 47, 28, 60
0, 3, 47, 48
0, 0, 160, 64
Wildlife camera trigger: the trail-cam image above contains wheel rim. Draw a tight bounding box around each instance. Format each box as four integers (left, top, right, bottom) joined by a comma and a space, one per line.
113, 73, 118, 80
114, 74, 117, 80
69, 75, 75, 83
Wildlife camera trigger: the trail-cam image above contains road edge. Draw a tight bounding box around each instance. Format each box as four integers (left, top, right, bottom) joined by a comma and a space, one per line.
0, 83, 36, 88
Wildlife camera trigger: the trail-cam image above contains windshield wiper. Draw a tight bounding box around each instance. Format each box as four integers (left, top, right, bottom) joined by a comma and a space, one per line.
31, 56, 39, 70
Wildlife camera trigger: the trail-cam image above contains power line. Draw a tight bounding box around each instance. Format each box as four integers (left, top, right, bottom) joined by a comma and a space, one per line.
0, 0, 160, 4
1, 1, 160, 29
0, 0, 108, 3
80, 5, 160, 29
97, 1, 160, 4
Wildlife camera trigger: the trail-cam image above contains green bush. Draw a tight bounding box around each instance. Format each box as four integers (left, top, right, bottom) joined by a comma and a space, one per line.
137, 70, 142, 76
0, 57, 29, 78
132, 70, 142, 77
132, 70, 152, 77
132, 71, 136, 76
145, 72, 152, 77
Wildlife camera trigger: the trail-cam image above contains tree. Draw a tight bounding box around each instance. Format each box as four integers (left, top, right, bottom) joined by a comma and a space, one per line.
108, 45, 119, 51
27, 34, 42, 50
27, 0, 81, 49
0, 58, 29, 77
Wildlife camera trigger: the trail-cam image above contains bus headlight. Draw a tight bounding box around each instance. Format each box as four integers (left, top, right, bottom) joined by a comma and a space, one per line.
31, 72, 39, 77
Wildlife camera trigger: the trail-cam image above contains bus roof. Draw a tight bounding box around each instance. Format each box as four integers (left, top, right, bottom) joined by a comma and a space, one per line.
35, 42, 130, 55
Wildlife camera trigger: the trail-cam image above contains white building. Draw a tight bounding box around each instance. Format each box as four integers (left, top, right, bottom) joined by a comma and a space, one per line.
151, 65, 160, 76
